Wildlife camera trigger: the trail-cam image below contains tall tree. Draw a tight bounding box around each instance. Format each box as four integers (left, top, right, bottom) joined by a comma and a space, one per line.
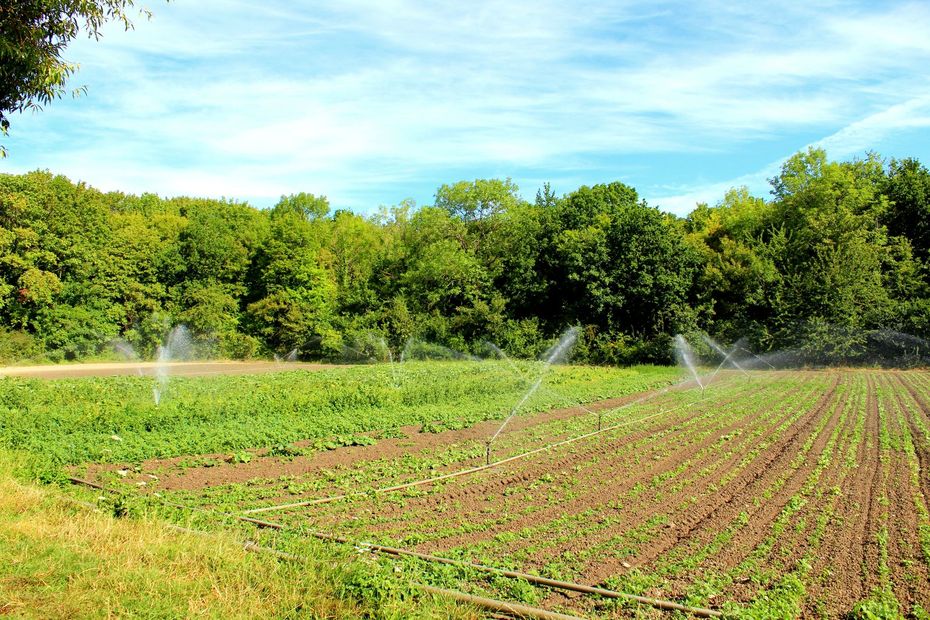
882, 158, 930, 261
546, 182, 699, 340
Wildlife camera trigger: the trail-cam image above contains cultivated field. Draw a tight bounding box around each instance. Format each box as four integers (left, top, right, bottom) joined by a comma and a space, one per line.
6, 365, 930, 617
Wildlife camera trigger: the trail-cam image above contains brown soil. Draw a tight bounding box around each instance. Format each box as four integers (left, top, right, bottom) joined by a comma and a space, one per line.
74, 368, 930, 617
884, 374, 930, 610
264, 369, 930, 617
359, 381, 776, 552
81, 386, 679, 493
782, 374, 870, 613
586, 373, 843, 589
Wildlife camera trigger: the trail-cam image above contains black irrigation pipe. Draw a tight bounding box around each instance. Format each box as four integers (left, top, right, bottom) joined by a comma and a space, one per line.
56, 507, 582, 620
67, 477, 721, 618
166, 526, 587, 620
206, 535, 587, 620
238, 515, 722, 618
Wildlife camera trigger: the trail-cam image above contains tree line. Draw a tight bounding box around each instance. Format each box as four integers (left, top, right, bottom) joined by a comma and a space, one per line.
1, 147, 929, 365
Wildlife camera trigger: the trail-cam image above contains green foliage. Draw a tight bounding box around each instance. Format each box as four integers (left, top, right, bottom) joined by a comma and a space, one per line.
0, 1, 146, 156
545, 182, 699, 338
2, 148, 930, 366
846, 588, 902, 620
883, 158, 930, 260
0, 362, 677, 475
0, 327, 39, 362
731, 572, 805, 619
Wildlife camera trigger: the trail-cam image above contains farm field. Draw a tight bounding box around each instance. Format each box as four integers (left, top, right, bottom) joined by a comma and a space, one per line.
7, 364, 930, 618
0, 360, 338, 379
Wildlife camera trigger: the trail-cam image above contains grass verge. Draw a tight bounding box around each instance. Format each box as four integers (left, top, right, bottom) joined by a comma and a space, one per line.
0, 451, 477, 619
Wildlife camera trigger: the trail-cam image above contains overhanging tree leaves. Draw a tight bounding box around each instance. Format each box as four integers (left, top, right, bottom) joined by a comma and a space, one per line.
0, 0, 146, 155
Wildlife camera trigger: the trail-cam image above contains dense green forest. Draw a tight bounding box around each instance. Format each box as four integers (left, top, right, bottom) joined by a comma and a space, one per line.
1, 147, 929, 365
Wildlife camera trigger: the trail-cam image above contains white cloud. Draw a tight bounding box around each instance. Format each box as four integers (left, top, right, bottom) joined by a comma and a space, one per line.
815, 96, 930, 158
648, 92, 930, 215
5, 0, 930, 211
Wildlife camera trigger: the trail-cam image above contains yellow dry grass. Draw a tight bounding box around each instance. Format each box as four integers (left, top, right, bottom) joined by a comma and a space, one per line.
0, 470, 475, 619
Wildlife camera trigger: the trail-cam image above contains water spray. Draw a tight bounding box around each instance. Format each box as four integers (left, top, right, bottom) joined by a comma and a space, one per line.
703, 335, 750, 382
484, 327, 579, 463
484, 340, 619, 433
739, 346, 776, 369
153, 325, 193, 405
673, 334, 704, 394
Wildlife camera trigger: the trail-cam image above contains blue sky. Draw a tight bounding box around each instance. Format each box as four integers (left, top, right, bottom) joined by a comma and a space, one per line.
3, 0, 930, 215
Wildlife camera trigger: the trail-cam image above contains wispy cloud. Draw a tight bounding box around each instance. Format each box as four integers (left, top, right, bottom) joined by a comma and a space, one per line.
647, 92, 930, 214
4, 0, 930, 212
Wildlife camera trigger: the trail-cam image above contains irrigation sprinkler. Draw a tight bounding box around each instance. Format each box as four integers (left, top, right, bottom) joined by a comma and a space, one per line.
484, 339, 603, 433
673, 334, 705, 394
484, 327, 578, 461
242, 399, 696, 515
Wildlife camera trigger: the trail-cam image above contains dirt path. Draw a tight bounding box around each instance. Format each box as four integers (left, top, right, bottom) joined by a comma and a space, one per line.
0, 360, 339, 379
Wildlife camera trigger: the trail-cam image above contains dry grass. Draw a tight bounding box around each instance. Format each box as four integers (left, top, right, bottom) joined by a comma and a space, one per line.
0, 463, 477, 619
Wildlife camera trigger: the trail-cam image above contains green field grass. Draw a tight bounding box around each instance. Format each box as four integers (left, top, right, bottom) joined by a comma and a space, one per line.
0, 361, 679, 479
0, 449, 481, 620
0, 361, 682, 618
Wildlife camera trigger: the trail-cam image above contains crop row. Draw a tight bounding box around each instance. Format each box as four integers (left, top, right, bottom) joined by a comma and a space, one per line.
150, 373, 749, 514
625, 371, 930, 618
262, 376, 769, 531
0, 361, 677, 476
236, 373, 827, 613
63, 369, 930, 618
305, 376, 805, 556
245, 370, 930, 618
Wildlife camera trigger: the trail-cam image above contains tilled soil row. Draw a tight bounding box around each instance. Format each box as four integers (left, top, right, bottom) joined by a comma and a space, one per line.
890, 373, 930, 504
100, 380, 695, 495
853, 373, 888, 607
407, 382, 780, 551
734, 373, 862, 613
883, 374, 930, 611
510, 380, 819, 572
297, 379, 768, 538
606, 373, 843, 584
801, 373, 878, 613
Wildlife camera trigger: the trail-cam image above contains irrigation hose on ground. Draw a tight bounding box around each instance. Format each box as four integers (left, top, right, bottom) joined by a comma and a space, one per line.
418, 585, 585, 620
67, 477, 721, 618
239, 515, 722, 618
242, 396, 698, 515
132, 522, 586, 620
192, 527, 587, 620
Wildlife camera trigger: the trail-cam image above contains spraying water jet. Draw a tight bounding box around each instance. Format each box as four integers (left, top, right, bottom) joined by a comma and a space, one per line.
702, 334, 750, 382
153, 326, 193, 406
674, 335, 704, 394
485, 327, 579, 463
